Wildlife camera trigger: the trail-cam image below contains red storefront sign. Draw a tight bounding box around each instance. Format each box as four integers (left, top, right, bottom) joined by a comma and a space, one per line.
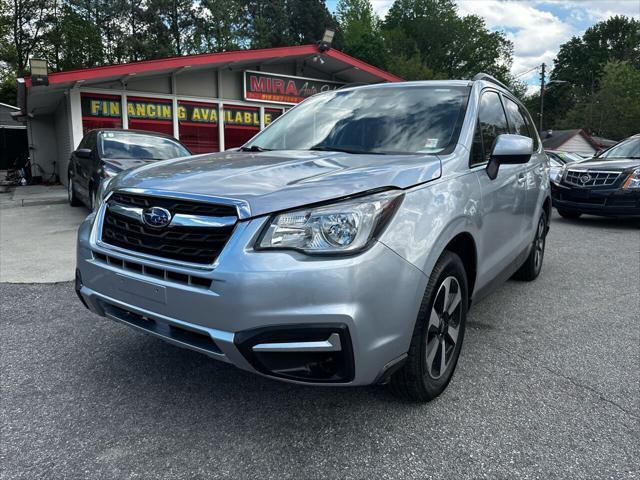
244, 70, 343, 105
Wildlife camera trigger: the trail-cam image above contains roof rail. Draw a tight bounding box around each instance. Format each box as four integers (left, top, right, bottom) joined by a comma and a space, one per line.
472, 73, 511, 92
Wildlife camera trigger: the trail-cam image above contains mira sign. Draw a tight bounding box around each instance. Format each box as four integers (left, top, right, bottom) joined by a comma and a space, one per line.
244, 70, 343, 105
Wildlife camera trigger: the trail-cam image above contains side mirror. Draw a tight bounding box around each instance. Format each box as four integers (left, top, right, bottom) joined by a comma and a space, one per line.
75, 148, 92, 159
486, 134, 533, 180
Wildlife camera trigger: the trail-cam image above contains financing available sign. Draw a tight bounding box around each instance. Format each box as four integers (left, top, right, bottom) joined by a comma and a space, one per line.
244, 70, 344, 105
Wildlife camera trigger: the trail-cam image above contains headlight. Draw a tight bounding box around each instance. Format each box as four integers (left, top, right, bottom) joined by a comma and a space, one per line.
256, 190, 404, 254
622, 168, 640, 189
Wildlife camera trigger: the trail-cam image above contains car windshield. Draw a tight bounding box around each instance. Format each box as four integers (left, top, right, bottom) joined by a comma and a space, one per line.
598, 136, 640, 159
244, 85, 470, 155
555, 151, 583, 163
100, 131, 190, 160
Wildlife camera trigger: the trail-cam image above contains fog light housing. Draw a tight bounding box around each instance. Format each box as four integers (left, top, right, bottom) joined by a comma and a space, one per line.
235, 324, 354, 383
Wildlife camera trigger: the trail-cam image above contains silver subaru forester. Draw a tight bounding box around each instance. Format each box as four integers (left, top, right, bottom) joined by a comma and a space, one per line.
76, 74, 551, 401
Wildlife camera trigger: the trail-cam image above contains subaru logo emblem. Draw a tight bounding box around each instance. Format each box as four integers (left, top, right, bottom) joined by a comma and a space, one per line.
580, 174, 592, 184
142, 206, 172, 228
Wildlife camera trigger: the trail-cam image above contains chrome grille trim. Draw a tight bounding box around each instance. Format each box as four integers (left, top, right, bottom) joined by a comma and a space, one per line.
563, 169, 621, 187
97, 190, 238, 267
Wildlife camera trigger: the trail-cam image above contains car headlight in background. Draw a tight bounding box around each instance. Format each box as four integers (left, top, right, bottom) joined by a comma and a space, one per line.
622, 168, 640, 189
257, 190, 404, 254
96, 177, 114, 204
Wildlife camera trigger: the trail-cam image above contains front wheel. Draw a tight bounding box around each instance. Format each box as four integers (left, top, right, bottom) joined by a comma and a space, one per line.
68, 175, 81, 207
389, 251, 468, 402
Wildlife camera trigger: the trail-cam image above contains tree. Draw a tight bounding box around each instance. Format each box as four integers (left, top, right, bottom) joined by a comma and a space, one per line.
552, 16, 640, 92
558, 61, 640, 140
244, 0, 338, 49
382, 0, 514, 82
336, 0, 388, 69
194, 0, 247, 53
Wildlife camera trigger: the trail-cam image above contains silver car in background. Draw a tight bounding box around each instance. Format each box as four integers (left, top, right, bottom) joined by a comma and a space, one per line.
75, 74, 551, 401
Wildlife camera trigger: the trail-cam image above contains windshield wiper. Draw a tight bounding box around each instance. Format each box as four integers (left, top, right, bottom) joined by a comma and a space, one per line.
309, 145, 385, 155
240, 145, 271, 152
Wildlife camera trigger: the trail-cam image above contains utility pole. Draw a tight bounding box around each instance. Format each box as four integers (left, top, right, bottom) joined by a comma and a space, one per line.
539, 63, 545, 132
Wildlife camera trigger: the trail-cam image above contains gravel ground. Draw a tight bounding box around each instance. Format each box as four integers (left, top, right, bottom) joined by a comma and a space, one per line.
1, 212, 639, 480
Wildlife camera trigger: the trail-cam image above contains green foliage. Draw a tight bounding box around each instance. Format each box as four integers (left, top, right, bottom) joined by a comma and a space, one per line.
552, 16, 640, 92
558, 61, 640, 140
336, 0, 387, 68
529, 15, 640, 137
382, 0, 514, 80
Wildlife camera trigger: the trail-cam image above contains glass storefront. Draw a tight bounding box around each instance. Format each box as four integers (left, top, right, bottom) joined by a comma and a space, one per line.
80, 93, 122, 133
80, 93, 285, 152
223, 104, 260, 149
178, 100, 219, 153
126, 96, 173, 136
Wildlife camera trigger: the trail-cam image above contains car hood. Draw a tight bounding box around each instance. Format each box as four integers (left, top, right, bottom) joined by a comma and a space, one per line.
568, 158, 640, 171
108, 150, 442, 218
103, 158, 159, 173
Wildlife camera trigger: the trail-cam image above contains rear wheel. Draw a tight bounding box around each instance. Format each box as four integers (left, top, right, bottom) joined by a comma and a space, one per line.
513, 210, 547, 281
389, 251, 468, 402
68, 175, 81, 207
557, 209, 581, 219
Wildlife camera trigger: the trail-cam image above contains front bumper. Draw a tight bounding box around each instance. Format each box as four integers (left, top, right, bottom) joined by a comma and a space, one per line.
76, 212, 427, 386
551, 182, 640, 217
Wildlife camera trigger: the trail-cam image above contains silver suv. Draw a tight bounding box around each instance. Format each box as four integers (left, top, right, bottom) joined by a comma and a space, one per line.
75, 74, 550, 401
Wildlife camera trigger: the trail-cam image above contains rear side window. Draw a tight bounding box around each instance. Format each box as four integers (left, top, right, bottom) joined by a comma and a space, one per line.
503, 97, 528, 136
471, 91, 509, 165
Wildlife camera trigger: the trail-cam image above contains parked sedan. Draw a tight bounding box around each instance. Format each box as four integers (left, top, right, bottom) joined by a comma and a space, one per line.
545, 150, 583, 183
551, 134, 640, 218
68, 129, 191, 210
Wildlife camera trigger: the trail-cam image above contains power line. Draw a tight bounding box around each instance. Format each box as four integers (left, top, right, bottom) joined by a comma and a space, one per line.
514, 65, 539, 79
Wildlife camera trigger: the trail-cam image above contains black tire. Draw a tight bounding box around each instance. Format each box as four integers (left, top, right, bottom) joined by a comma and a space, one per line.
557, 209, 581, 219
513, 210, 547, 281
389, 251, 468, 402
68, 175, 81, 207
88, 183, 97, 212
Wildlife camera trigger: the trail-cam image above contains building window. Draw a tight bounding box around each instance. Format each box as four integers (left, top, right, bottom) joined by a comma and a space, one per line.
126, 96, 173, 136
178, 100, 219, 153
223, 104, 260, 149
81, 93, 122, 133
264, 108, 284, 127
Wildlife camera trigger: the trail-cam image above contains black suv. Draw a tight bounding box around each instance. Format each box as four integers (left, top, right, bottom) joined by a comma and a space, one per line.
68, 129, 191, 210
551, 134, 640, 218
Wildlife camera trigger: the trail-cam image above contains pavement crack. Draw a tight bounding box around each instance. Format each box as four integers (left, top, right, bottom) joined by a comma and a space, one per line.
494, 344, 640, 420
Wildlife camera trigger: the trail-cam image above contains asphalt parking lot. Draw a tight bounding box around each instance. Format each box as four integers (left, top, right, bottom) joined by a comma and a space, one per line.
1, 212, 638, 480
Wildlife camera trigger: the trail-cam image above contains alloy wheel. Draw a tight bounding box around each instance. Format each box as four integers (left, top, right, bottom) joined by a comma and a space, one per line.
534, 215, 546, 272
425, 276, 462, 379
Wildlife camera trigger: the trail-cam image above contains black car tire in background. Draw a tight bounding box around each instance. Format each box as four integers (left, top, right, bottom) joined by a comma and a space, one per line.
557, 209, 581, 219
513, 210, 548, 281
68, 174, 81, 207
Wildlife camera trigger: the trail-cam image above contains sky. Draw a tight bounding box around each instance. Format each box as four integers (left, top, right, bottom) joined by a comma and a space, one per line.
326, 0, 640, 93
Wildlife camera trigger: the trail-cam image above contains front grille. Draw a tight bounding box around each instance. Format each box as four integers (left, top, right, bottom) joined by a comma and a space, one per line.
563, 170, 621, 187
101, 192, 237, 265
92, 251, 212, 289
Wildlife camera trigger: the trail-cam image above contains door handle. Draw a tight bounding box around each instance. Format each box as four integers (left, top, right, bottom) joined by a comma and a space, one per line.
517, 173, 526, 185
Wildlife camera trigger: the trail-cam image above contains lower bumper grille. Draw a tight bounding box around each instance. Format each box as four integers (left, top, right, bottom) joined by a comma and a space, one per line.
101, 192, 237, 265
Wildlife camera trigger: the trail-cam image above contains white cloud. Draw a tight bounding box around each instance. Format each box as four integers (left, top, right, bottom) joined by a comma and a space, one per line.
456, 0, 576, 78
366, 0, 638, 87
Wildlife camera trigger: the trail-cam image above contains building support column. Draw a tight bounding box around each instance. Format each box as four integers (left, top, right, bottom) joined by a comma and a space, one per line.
69, 88, 83, 150
171, 73, 179, 139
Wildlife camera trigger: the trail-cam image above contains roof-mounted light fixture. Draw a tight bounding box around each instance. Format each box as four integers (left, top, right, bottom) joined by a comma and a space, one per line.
29, 58, 49, 87
318, 29, 335, 53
